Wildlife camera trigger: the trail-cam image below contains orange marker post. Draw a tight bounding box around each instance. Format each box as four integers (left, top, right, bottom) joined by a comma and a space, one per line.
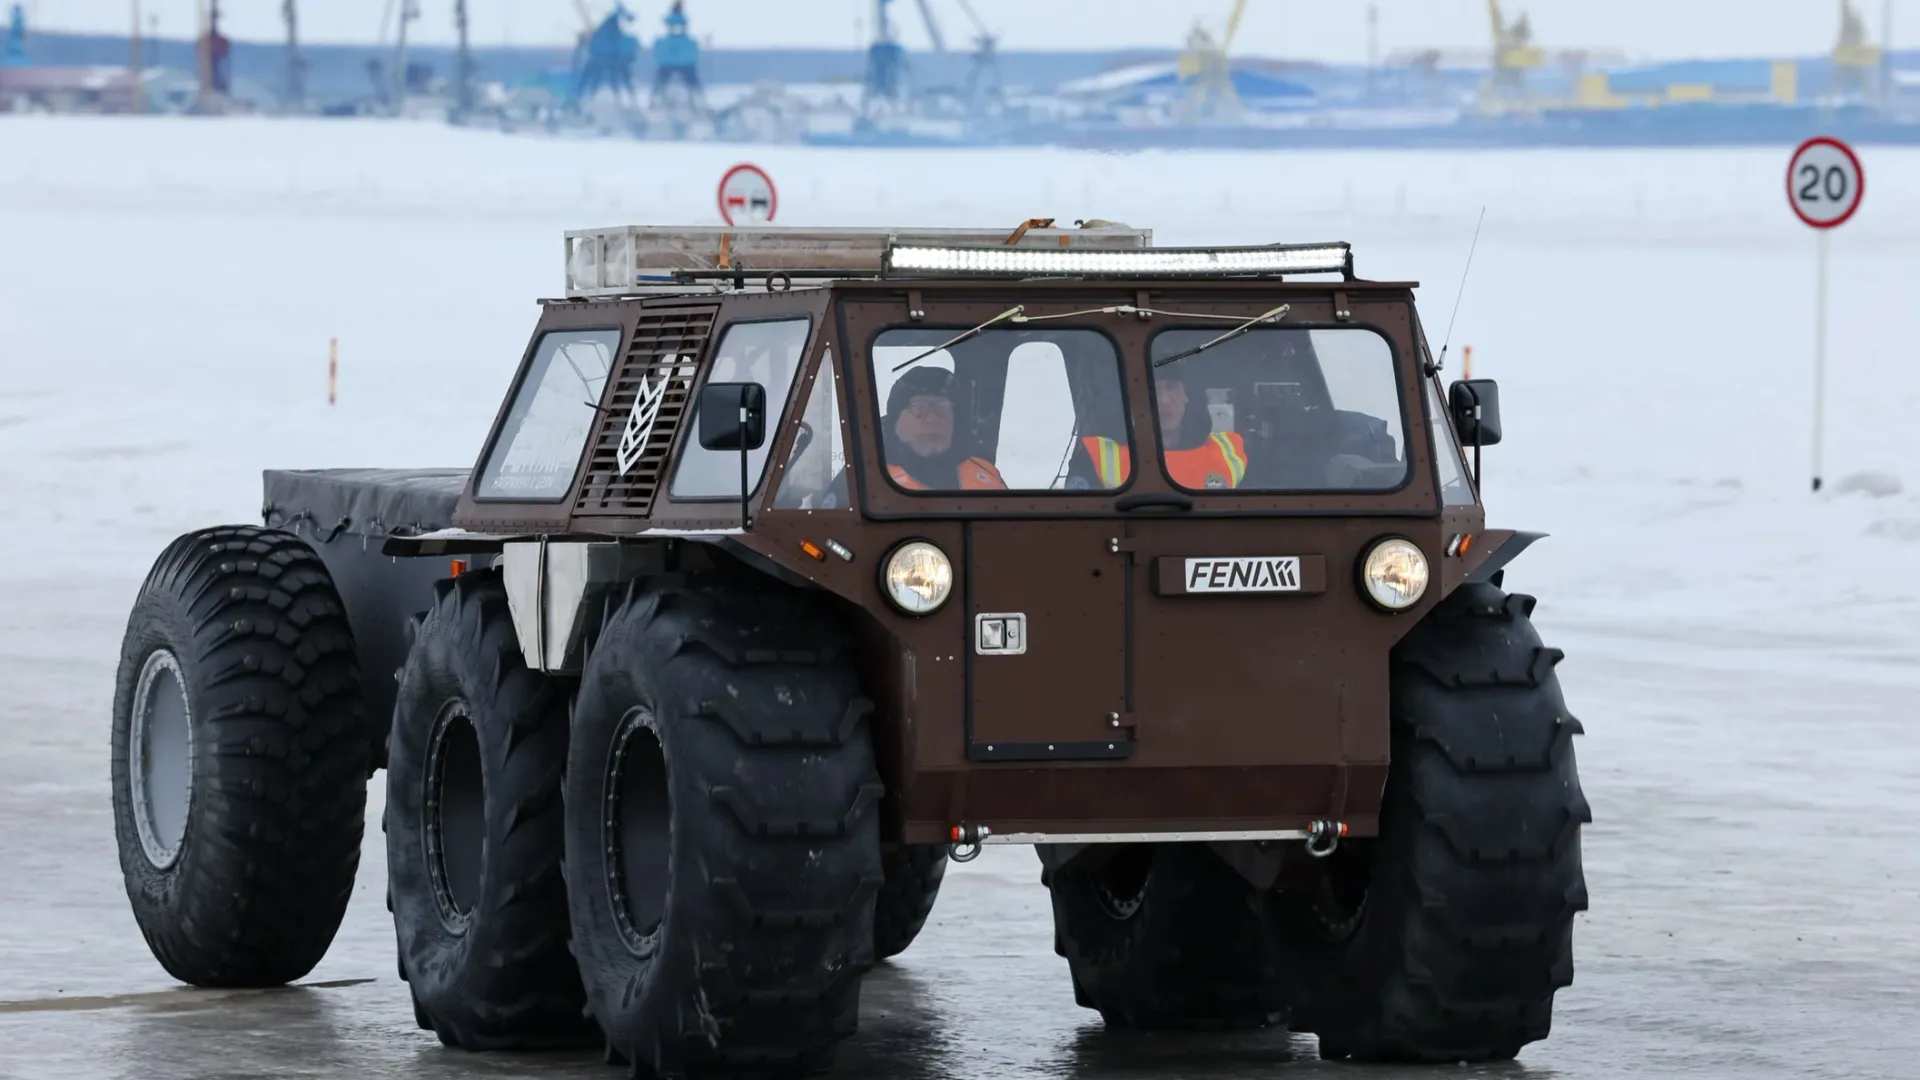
328, 337, 338, 406
1462, 344, 1473, 380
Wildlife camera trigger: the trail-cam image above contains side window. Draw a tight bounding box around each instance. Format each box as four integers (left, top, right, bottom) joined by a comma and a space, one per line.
670, 318, 811, 499
869, 328, 1126, 493
771, 348, 850, 510
474, 328, 621, 500
1428, 375, 1478, 506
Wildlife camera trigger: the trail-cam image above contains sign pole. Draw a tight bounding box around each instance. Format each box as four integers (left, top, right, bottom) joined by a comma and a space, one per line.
1812, 229, 1828, 492
1785, 135, 1862, 494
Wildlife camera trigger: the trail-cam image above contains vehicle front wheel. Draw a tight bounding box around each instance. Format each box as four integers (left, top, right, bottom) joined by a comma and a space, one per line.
874, 844, 948, 962
384, 567, 594, 1051
1270, 582, 1592, 1063
563, 574, 884, 1078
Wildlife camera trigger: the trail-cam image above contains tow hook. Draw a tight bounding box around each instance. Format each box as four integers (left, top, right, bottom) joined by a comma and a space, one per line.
1305, 819, 1348, 858
948, 824, 990, 863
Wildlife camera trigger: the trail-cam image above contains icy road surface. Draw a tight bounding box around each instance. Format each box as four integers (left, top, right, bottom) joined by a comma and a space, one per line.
3, 118, 1920, 1078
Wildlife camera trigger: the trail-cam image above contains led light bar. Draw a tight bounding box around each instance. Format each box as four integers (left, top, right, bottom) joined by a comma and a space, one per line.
884, 242, 1352, 279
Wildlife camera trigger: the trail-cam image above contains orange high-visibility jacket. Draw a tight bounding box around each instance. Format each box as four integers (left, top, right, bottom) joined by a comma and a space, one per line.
1081, 432, 1248, 490
888, 456, 1007, 491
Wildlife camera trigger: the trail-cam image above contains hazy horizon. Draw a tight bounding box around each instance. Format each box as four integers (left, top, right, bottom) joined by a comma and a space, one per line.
16, 1, 1916, 64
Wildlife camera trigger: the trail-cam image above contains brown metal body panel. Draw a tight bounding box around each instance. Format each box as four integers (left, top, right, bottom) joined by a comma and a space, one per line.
445, 275, 1501, 847
966, 521, 1128, 748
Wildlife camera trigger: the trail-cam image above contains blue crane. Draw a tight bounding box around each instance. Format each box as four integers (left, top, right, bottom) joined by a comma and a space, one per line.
651, 1, 702, 108
2, 4, 26, 67
864, 0, 910, 112
567, 3, 640, 107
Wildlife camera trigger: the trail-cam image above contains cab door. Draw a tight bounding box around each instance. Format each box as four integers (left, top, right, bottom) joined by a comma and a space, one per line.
964, 520, 1129, 762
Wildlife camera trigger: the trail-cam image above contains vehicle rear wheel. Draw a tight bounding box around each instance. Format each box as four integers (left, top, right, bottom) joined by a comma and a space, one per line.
874, 844, 948, 962
1047, 842, 1282, 1031
563, 574, 884, 1079
110, 525, 369, 987
1270, 582, 1591, 1063
385, 567, 595, 1051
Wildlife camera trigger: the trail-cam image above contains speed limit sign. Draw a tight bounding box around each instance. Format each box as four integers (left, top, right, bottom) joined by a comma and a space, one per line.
1788, 136, 1864, 494
1787, 136, 1864, 229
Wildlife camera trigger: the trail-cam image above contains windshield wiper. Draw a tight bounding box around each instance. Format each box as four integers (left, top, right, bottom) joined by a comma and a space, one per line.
890, 305, 1026, 372
1150, 304, 1290, 368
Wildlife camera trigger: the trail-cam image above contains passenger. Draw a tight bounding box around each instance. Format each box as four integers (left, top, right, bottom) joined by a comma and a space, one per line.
1071, 371, 1247, 490
883, 367, 1006, 491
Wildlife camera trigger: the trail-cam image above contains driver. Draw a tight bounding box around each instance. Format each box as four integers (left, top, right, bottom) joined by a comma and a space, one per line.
883, 367, 1006, 491
1069, 370, 1247, 490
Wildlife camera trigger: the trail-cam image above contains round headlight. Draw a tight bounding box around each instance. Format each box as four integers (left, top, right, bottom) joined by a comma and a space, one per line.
1361, 538, 1430, 611
883, 541, 953, 615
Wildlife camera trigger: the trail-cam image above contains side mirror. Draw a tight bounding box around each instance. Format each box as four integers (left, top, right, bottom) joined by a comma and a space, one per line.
1448, 378, 1502, 447
697, 382, 767, 451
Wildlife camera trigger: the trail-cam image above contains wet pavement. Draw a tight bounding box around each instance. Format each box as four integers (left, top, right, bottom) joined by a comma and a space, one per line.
3, 577, 1918, 1080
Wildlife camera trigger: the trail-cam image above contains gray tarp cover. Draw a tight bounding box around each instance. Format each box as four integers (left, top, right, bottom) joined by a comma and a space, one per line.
261, 468, 471, 540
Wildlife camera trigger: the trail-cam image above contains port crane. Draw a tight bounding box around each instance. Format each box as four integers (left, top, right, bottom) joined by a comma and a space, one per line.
1388, 1, 1624, 113
1177, 0, 1249, 122
1831, 0, 1887, 100
3, 3, 26, 67
281, 1, 305, 110
565, 1, 640, 108
862, 0, 1001, 118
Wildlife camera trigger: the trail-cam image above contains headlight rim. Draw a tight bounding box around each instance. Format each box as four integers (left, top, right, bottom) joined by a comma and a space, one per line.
879, 538, 954, 617
1356, 534, 1431, 613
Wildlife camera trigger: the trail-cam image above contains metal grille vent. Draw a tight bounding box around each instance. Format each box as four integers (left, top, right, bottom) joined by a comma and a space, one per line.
573, 305, 719, 518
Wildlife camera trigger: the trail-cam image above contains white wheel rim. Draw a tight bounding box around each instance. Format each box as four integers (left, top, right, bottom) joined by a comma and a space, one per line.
130, 649, 194, 870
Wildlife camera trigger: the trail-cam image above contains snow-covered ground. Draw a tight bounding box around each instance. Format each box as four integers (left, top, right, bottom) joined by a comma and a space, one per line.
3, 116, 1920, 1077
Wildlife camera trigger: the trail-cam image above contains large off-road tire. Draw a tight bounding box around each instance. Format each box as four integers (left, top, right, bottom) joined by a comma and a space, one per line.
874, 845, 948, 962
384, 568, 596, 1051
1271, 581, 1591, 1063
563, 575, 885, 1079
1047, 842, 1283, 1031
110, 525, 370, 987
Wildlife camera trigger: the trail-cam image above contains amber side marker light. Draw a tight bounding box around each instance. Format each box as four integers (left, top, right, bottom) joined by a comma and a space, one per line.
450, 559, 468, 576
800, 541, 826, 561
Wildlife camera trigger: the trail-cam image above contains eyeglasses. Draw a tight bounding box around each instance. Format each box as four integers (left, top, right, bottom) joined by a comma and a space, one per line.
904, 398, 954, 419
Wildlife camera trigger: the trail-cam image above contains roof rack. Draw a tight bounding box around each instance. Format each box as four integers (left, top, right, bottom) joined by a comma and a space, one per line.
563, 222, 1154, 298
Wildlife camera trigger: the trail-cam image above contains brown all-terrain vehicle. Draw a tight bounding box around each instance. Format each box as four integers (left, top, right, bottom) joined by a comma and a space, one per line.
110, 221, 1589, 1076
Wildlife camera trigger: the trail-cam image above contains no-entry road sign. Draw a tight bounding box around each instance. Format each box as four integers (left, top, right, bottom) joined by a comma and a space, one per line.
1787, 136, 1864, 229
718, 163, 778, 226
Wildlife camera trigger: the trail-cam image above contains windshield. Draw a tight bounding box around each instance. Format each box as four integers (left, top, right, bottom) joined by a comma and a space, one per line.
1147, 327, 1408, 493
474, 328, 621, 500
671, 318, 810, 499
870, 327, 1128, 493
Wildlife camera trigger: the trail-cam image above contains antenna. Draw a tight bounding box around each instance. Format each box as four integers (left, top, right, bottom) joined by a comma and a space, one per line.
1434, 206, 1486, 374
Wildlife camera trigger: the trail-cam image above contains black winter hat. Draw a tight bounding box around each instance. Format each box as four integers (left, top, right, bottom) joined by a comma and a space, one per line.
886, 365, 955, 419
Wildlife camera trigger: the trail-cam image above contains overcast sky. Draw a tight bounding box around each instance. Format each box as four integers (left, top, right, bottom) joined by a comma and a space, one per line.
19, 1, 1914, 63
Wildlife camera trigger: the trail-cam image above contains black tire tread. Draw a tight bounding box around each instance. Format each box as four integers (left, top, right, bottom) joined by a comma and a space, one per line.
873, 845, 949, 962
1283, 581, 1590, 1063
567, 574, 883, 1079
386, 568, 594, 1052
112, 525, 369, 988
1050, 843, 1283, 1032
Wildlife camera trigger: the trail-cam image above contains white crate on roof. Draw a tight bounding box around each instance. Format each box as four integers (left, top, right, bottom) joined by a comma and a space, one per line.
562, 223, 1155, 297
